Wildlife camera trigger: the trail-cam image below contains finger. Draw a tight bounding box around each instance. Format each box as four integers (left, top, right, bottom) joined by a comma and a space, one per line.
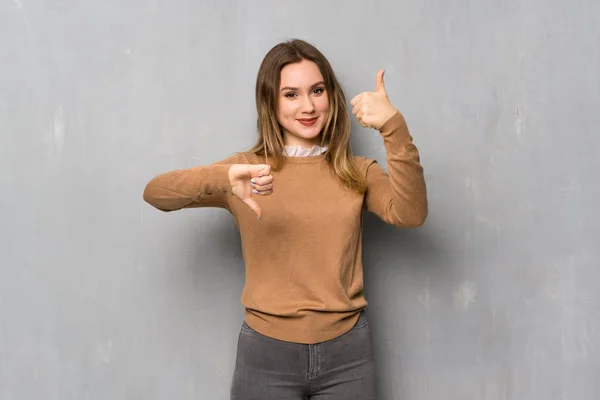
252, 183, 273, 192
243, 197, 263, 219
250, 164, 271, 178
376, 69, 386, 94
251, 175, 273, 186
350, 93, 363, 106
258, 164, 271, 177
354, 102, 368, 116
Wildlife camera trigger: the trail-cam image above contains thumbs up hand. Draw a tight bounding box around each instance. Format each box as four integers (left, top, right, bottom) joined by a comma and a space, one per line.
228, 164, 273, 220
350, 69, 398, 130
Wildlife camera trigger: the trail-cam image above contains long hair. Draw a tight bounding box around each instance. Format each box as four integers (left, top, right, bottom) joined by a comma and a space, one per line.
248, 39, 367, 192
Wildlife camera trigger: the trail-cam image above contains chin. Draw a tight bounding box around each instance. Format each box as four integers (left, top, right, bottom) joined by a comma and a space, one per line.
294, 131, 322, 144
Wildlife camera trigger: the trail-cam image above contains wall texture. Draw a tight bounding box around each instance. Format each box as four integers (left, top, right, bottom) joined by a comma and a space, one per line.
1, 0, 599, 399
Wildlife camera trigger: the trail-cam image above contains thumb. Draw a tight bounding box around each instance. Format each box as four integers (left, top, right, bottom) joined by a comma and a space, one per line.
376, 69, 386, 94
242, 197, 263, 220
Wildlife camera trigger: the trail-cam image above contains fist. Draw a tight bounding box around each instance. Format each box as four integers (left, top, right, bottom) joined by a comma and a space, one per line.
228, 164, 273, 219
350, 69, 398, 130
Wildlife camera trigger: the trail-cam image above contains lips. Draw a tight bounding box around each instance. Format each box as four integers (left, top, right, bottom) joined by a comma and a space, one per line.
297, 117, 318, 127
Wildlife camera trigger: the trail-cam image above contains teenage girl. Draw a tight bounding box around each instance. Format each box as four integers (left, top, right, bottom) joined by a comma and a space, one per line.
143, 38, 428, 400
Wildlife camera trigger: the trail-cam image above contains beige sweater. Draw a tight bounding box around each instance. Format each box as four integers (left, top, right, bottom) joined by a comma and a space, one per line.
143, 112, 428, 344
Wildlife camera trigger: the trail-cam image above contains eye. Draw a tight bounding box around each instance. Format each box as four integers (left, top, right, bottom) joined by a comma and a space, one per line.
313, 87, 325, 95
284, 92, 297, 98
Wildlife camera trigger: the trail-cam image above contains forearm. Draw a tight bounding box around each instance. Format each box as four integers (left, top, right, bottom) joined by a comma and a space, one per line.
368, 112, 428, 227
143, 164, 232, 211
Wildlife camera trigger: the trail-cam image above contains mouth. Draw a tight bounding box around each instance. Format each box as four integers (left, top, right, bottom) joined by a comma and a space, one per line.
297, 117, 318, 127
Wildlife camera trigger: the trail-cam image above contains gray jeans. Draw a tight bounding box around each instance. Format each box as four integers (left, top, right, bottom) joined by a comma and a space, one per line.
230, 310, 377, 399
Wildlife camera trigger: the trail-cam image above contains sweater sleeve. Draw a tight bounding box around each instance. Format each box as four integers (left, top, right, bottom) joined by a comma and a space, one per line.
142, 155, 240, 212
364, 111, 428, 227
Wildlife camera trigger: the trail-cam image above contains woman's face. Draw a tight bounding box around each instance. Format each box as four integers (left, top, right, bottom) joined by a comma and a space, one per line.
277, 60, 329, 148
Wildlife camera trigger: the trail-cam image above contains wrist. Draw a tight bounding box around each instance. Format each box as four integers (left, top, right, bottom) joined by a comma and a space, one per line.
228, 165, 236, 186
377, 108, 400, 130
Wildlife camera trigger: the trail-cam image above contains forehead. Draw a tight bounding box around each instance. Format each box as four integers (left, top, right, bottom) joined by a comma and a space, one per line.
280, 60, 324, 87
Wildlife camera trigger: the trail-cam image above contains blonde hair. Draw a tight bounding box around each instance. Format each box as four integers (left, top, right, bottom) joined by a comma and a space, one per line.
248, 39, 367, 192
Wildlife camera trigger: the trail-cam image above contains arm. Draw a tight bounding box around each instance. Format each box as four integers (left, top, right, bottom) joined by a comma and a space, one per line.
364, 111, 428, 227
142, 158, 235, 212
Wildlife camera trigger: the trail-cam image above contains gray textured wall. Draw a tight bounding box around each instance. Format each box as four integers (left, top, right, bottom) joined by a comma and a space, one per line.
2, 0, 599, 399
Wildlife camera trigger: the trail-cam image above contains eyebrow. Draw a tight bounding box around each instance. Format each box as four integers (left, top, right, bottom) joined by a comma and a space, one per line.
280, 81, 326, 92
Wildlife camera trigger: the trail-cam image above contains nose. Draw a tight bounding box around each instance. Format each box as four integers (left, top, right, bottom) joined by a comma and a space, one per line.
301, 95, 315, 113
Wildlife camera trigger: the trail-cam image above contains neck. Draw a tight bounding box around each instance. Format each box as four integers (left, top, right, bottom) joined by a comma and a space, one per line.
283, 133, 322, 148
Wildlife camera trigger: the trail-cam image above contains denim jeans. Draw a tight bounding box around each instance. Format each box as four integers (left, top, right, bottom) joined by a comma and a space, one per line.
230, 310, 377, 399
